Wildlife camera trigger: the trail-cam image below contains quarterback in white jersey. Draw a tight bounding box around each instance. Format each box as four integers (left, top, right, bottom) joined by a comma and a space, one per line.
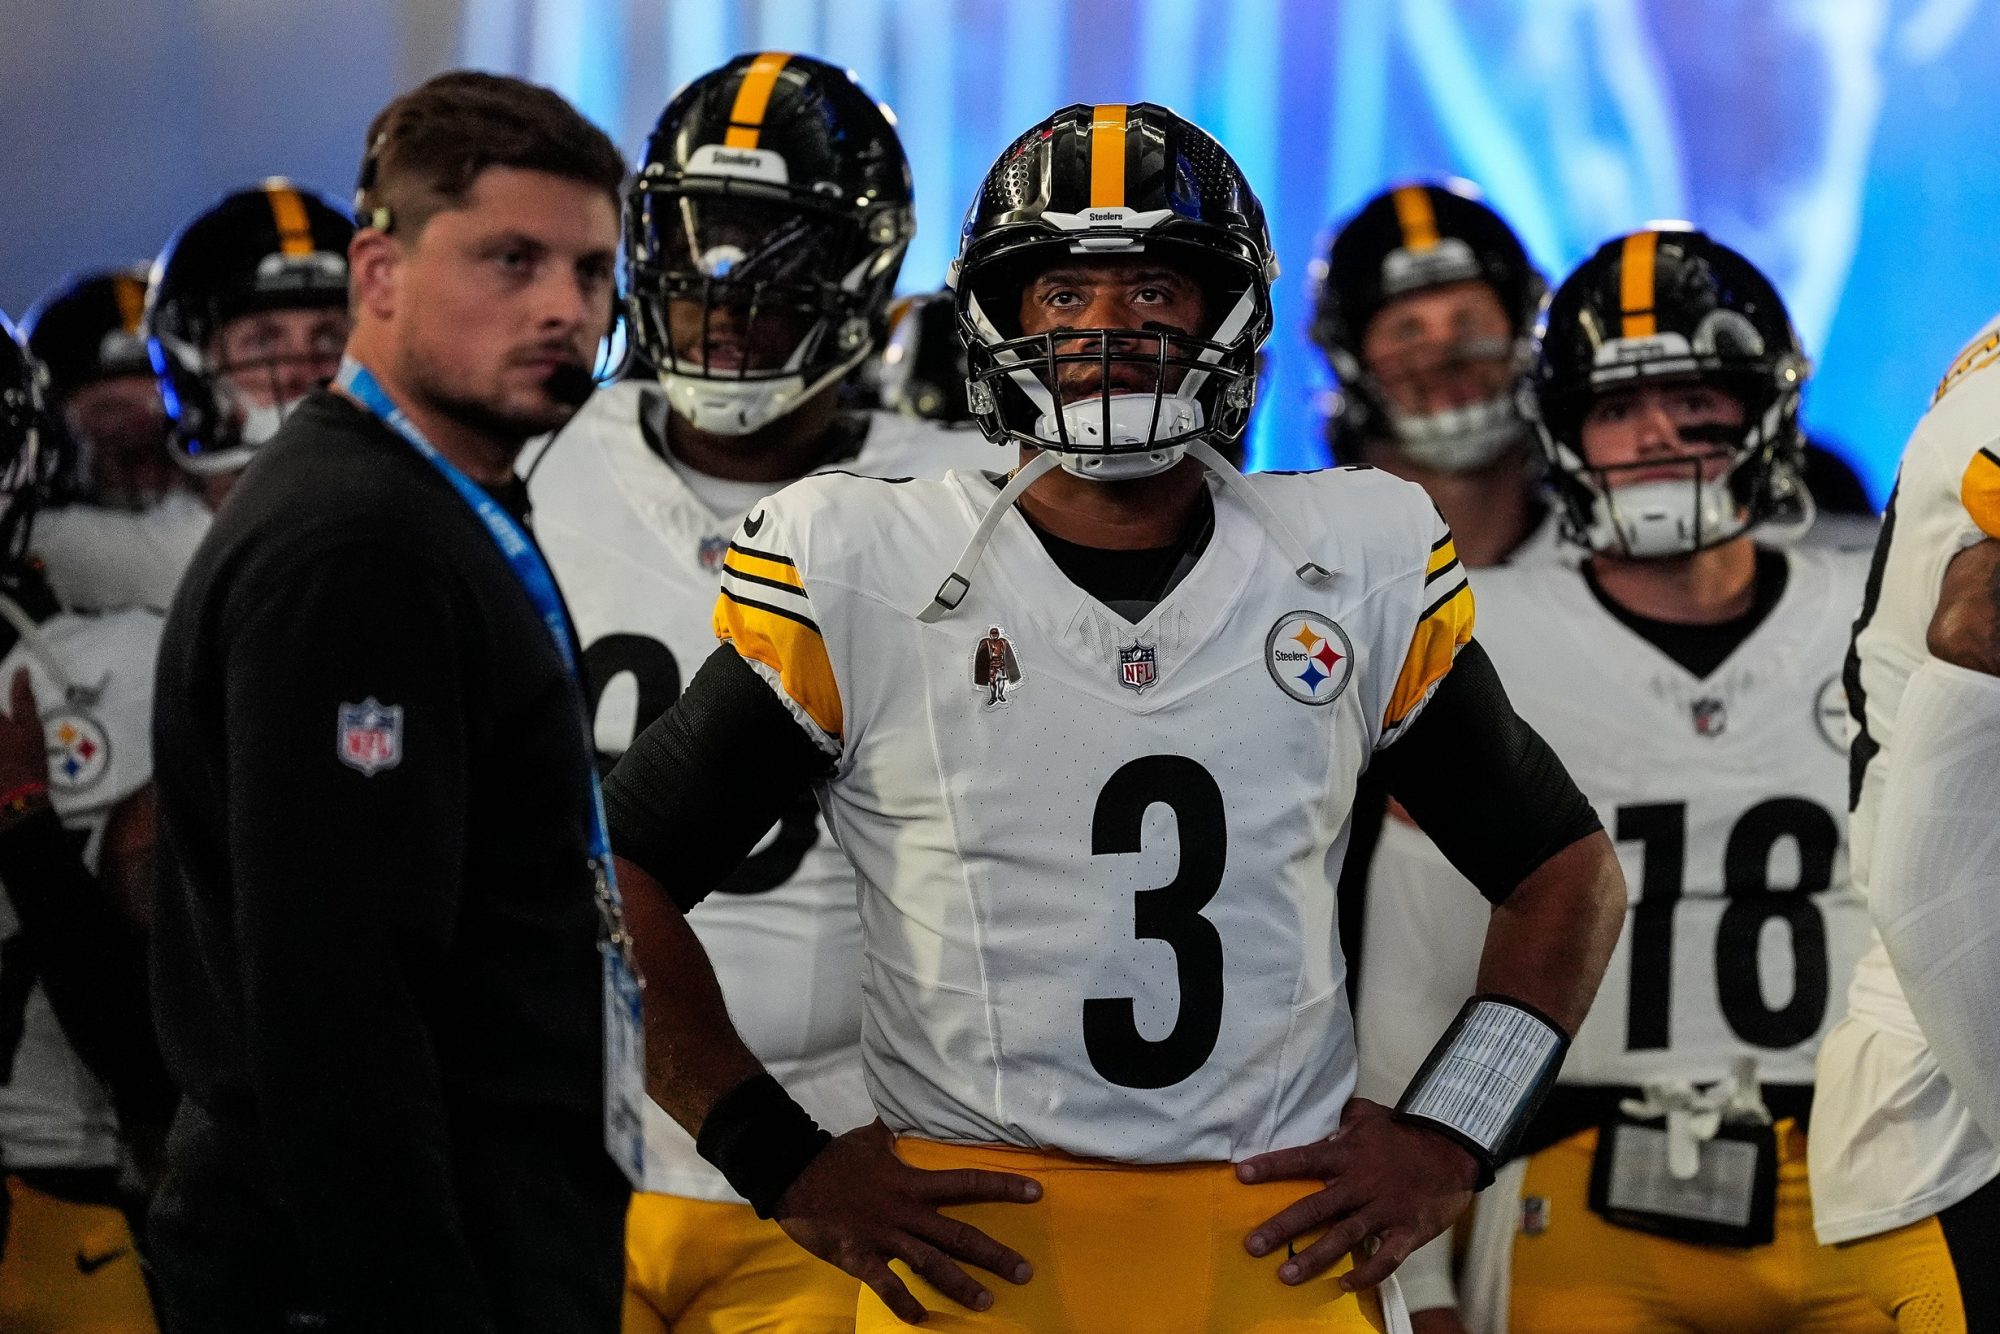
606, 102, 1626, 1333
0, 315, 168, 1332
545, 53, 995, 1334
1358, 229, 1888, 1333
1807, 312, 2000, 1330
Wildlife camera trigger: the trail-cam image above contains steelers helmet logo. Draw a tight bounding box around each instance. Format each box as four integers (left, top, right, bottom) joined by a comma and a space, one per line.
44, 710, 111, 792
1265, 612, 1355, 706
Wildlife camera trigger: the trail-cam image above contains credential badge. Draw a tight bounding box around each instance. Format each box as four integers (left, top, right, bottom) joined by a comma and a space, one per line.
337, 698, 403, 775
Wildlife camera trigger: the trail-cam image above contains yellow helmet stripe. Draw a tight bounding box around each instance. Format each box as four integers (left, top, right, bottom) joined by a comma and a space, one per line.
723, 52, 793, 150
1619, 231, 1660, 338
112, 274, 146, 333
1391, 185, 1440, 252
264, 184, 316, 257
1089, 104, 1129, 209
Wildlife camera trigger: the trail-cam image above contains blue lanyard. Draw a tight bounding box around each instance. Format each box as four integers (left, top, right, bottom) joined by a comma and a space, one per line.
333, 359, 630, 944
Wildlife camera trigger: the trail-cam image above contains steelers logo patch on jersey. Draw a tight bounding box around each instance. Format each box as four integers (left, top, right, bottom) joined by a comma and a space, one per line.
43, 709, 111, 791
1265, 611, 1355, 706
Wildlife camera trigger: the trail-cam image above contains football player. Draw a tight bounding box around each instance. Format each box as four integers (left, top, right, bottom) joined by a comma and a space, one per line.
528, 53, 994, 1334
23, 266, 183, 512
604, 102, 1627, 1332
0, 314, 172, 1332
1806, 310, 2000, 1328
1309, 182, 1556, 570
1309, 184, 1558, 1018
29, 181, 352, 612
1354, 228, 1884, 1333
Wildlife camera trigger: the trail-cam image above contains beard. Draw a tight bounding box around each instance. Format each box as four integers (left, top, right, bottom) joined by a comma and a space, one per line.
399, 340, 579, 445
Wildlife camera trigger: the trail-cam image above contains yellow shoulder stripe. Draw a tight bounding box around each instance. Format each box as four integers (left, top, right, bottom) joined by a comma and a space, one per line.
1426, 538, 1459, 578
1962, 448, 2000, 540
714, 590, 843, 741
722, 545, 804, 592
1384, 581, 1475, 730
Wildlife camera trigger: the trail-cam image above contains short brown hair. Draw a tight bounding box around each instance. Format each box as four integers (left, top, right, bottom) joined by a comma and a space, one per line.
355, 71, 625, 236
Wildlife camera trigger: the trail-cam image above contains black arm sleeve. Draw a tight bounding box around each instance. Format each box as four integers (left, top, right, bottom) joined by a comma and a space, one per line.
1373, 639, 1602, 904
0, 805, 176, 1132
606, 646, 835, 913
224, 540, 492, 1331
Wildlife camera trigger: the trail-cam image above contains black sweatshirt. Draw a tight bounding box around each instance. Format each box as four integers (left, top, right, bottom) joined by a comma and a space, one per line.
149, 391, 625, 1333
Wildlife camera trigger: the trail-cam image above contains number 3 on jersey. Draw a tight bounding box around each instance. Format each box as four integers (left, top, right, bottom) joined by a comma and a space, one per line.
1618, 798, 1836, 1053
1086, 756, 1227, 1090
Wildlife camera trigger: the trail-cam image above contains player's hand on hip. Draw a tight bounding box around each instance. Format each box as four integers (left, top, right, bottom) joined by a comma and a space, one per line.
1236, 1096, 1477, 1291
0, 668, 51, 796
772, 1119, 1041, 1325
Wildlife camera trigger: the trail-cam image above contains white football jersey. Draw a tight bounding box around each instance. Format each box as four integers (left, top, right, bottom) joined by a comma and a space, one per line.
30, 492, 212, 613
1357, 549, 1871, 1105
1810, 312, 2000, 1243
0, 606, 161, 1169
714, 463, 1474, 1161
531, 380, 996, 1199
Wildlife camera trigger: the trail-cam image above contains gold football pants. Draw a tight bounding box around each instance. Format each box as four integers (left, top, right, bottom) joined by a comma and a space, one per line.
0, 1172, 159, 1334
856, 1137, 1399, 1333
624, 1191, 857, 1334
1507, 1122, 1888, 1333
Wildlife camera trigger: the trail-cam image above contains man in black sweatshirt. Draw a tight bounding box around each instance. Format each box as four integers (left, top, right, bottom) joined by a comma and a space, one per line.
148, 72, 632, 1333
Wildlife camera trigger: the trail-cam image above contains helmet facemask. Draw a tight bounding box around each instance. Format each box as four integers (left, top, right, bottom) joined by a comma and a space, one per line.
957, 240, 1266, 482
1534, 356, 1811, 560
1331, 326, 1530, 473
627, 179, 909, 437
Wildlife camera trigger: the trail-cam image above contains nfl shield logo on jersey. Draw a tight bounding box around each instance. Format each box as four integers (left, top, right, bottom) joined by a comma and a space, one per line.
1118, 642, 1158, 693
1691, 697, 1728, 737
337, 698, 403, 775
697, 535, 728, 573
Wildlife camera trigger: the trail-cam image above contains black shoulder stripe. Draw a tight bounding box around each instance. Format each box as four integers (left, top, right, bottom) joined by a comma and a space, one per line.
720, 563, 804, 597
1431, 531, 1454, 552
1425, 555, 1461, 586
726, 541, 796, 568
718, 588, 820, 634
1420, 577, 1471, 624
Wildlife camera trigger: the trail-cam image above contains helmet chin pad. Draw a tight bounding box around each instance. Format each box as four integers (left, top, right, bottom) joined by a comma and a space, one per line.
1587, 474, 1745, 558
1032, 390, 1202, 481
1387, 394, 1523, 472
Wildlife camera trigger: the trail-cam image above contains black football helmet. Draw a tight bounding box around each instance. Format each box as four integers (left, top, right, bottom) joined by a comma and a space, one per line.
1309, 180, 1543, 469
626, 52, 914, 436
0, 315, 61, 563
146, 179, 353, 475
1528, 226, 1811, 558
948, 102, 1275, 480
24, 267, 154, 400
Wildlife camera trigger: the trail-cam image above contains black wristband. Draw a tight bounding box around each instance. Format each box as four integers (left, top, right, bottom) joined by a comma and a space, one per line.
695, 1073, 834, 1219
